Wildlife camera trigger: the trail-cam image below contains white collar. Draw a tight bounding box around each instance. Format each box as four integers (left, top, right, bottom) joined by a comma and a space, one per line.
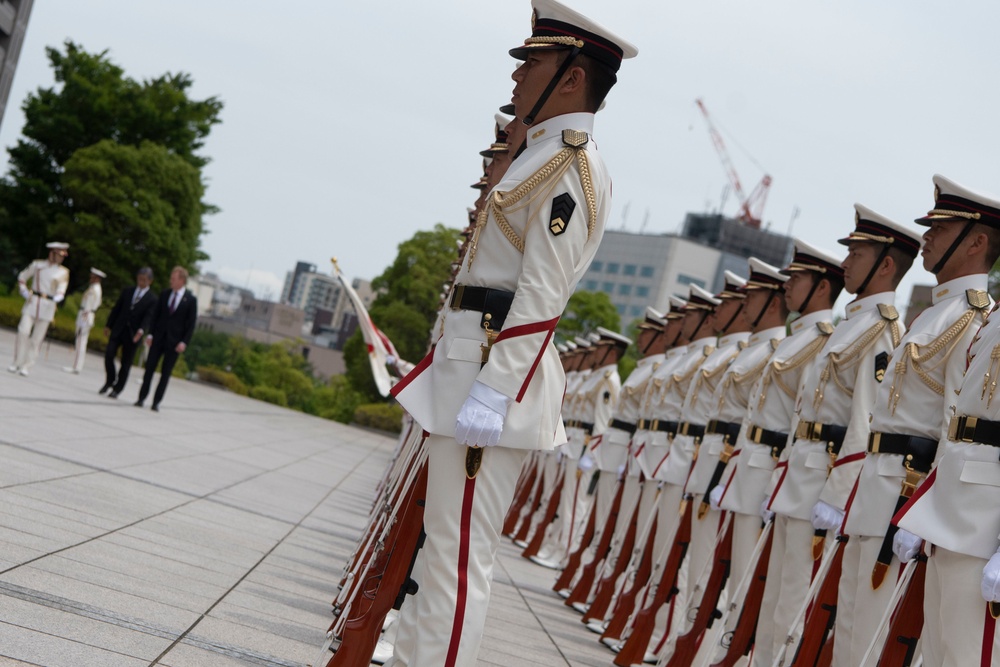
844, 291, 894, 320
932, 274, 988, 305
789, 309, 833, 334
525, 112, 596, 148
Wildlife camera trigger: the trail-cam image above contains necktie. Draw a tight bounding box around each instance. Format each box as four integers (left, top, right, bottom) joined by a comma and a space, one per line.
132, 289, 141, 307
169, 292, 178, 314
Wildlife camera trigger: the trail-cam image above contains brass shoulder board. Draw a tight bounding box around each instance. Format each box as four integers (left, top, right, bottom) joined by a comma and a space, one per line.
877, 303, 899, 321
967, 289, 991, 311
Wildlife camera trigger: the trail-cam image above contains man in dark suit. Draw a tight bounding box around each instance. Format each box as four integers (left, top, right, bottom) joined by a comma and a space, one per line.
136, 266, 198, 411
101, 267, 157, 397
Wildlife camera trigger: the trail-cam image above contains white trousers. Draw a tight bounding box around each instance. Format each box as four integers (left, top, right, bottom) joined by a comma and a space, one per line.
832, 534, 897, 667
401, 436, 527, 667
71, 323, 93, 372
922, 546, 1000, 666
13, 311, 51, 370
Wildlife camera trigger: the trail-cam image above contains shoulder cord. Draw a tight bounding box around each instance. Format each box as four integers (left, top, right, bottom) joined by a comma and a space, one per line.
812, 319, 900, 411
887, 309, 979, 414
757, 335, 829, 410
717, 351, 773, 413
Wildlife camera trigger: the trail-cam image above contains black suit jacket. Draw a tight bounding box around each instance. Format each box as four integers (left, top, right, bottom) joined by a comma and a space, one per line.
148, 288, 198, 347
105, 286, 157, 340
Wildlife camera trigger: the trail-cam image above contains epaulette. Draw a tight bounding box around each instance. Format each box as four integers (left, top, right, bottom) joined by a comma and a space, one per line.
817, 321, 834, 336
967, 289, 991, 311
770, 338, 781, 351
737, 340, 749, 351
563, 129, 589, 148
604, 369, 613, 379
877, 303, 899, 321
703, 345, 715, 357
652, 361, 661, 372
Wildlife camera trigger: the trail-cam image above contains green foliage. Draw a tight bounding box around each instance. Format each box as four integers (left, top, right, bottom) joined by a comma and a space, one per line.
310, 375, 364, 423
557, 290, 621, 342
250, 385, 287, 407
354, 403, 404, 433
0, 41, 222, 291
195, 365, 249, 395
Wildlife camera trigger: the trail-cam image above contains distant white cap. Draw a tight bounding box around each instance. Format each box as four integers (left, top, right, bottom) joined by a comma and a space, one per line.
46, 242, 69, 253
574, 336, 592, 348
841, 204, 922, 258
596, 325, 632, 348
915, 174, 1000, 229
745, 257, 789, 290
90, 268, 107, 278
717, 270, 747, 300
783, 238, 845, 282
687, 284, 722, 309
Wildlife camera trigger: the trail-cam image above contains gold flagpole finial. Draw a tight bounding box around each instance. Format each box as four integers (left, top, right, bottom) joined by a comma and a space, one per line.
330, 257, 340, 274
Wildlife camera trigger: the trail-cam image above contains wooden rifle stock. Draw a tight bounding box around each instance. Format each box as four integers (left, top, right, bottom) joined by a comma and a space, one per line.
512, 468, 547, 543
665, 517, 734, 667
711, 524, 774, 667
601, 513, 659, 642
583, 495, 641, 623
503, 460, 539, 535
554, 486, 597, 592
326, 463, 427, 667
566, 476, 626, 607
792, 535, 847, 666
614, 500, 693, 667
876, 554, 925, 667
521, 471, 565, 559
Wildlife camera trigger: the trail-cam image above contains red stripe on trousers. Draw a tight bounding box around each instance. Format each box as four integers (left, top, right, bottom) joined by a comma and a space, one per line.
445, 476, 477, 667
983, 604, 996, 667
767, 460, 788, 510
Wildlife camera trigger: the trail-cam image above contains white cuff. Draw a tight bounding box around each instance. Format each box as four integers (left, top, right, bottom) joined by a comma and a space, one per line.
469, 380, 513, 415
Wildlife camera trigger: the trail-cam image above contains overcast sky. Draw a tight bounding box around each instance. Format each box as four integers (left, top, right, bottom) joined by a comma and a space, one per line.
2, 0, 998, 313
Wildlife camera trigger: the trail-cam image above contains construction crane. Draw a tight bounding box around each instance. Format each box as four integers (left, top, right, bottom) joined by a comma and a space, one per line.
695, 98, 772, 229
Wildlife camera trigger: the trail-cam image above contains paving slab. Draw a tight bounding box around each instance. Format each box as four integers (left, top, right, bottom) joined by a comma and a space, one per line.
0, 328, 621, 666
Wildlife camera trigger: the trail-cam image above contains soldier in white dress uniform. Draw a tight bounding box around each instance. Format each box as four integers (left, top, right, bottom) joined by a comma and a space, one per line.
64, 268, 105, 374
827, 174, 994, 667
389, 1, 636, 663
758, 206, 920, 665
9, 242, 71, 376
891, 176, 1000, 666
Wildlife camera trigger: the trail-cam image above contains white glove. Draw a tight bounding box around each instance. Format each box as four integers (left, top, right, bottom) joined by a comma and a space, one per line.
578, 452, 595, 472
811, 500, 844, 532
760, 497, 775, 523
892, 528, 923, 563
982, 548, 1000, 602
52, 293, 64, 304
385, 354, 396, 366
709, 485, 724, 511
455, 381, 511, 448
18, 284, 30, 299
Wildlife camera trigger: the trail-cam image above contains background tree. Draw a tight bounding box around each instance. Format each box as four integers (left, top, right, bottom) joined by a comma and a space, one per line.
556, 289, 621, 343
0, 41, 222, 290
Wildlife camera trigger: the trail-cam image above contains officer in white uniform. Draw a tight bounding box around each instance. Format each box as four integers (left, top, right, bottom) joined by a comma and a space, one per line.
760, 206, 920, 665
892, 177, 1000, 666
389, 1, 636, 663
828, 174, 993, 667
9, 242, 71, 376
64, 268, 105, 374
709, 241, 842, 667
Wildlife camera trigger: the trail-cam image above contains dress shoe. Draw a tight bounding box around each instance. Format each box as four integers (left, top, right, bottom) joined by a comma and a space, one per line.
7, 365, 18, 373
62, 367, 79, 374
151, 404, 160, 412
585, 619, 607, 635
17, 368, 28, 376
98, 384, 111, 394
370, 636, 394, 664
109, 391, 120, 399
134, 399, 144, 407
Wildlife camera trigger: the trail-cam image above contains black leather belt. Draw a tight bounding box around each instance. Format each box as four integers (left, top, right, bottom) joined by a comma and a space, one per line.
579, 421, 594, 435
795, 420, 849, 455
948, 415, 1000, 447
867, 432, 937, 472
637, 418, 679, 435
450, 284, 515, 330
678, 422, 706, 439
32, 291, 54, 300
609, 418, 636, 435
707, 419, 742, 442
747, 423, 789, 459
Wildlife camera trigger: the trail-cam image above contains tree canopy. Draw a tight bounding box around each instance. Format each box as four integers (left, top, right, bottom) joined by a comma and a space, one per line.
0, 41, 222, 292
556, 289, 621, 343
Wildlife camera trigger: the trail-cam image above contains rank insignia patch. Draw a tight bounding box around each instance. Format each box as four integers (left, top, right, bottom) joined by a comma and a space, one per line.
549, 193, 576, 236
875, 351, 888, 382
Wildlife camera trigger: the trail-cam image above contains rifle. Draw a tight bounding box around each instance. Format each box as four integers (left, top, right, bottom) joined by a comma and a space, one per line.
503, 455, 539, 536
664, 515, 734, 667
511, 459, 548, 544
600, 510, 659, 643
614, 498, 693, 667
553, 484, 597, 593
710, 521, 774, 667
565, 474, 626, 609
521, 464, 565, 559
875, 553, 925, 667
583, 489, 641, 624
788, 534, 847, 666
323, 462, 428, 667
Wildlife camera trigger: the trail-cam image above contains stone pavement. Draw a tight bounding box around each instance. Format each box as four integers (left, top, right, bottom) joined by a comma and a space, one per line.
0, 329, 618, 667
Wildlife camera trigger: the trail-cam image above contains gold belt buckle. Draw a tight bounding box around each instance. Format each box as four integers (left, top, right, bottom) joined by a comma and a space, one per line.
869, 432, 882, 453
949, 415, 978, 443
679, 422, 690, 436
451, 284, 465, 310
805, 421, 823, 441
649, 418, 659, 431
749, 424, 763, 444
